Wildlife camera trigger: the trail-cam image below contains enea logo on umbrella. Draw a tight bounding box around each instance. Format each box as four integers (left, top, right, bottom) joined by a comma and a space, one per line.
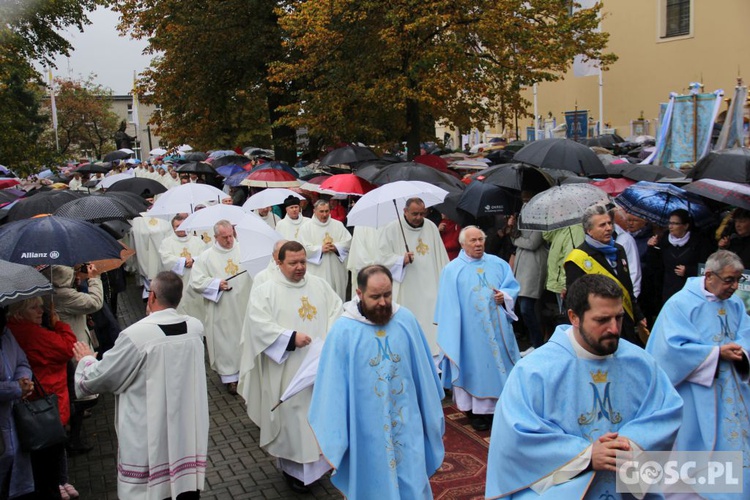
484, 204, 506, 213
20, 251, 60, 259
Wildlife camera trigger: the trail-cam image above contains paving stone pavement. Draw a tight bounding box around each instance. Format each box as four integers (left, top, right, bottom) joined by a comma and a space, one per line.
67, 277, 340, 499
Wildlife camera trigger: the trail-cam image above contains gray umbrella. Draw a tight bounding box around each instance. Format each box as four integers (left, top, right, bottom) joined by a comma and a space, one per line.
0, 259, 52, 307
519, 184, 611, 231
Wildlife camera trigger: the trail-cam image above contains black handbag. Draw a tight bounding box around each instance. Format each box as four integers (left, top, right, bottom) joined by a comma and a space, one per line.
12, 376, 68, 452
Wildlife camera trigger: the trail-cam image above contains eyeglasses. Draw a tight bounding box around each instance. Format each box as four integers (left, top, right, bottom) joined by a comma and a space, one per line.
711, 273, 747, 285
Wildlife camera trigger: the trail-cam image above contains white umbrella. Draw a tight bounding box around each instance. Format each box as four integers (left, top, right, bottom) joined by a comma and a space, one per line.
242, 188, 305, 211
177, 144, 193, 152
99, 171, 135, 189
271, 338, 324, 411
148, 183, 226, 217
118, 148, 135, 154
178, 204, 259, 232
346, 180, 448, 228
149, 147, 168, 156
235, 217, 284, 276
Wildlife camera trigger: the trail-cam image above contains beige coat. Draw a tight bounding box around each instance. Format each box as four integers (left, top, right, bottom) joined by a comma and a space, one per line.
50, 266, 104, 346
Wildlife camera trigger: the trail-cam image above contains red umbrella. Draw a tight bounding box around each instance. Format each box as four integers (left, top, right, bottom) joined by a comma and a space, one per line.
413, 154, 461, 179
241, 169, 300, 188
319, 174, 375, 196
306, 175, 332, 185
0, 179, 20, 189
592, 177, 635, 197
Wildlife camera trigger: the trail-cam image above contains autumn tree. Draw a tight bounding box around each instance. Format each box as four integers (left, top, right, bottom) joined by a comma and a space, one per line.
111, 0, 298, 161
271, 0, 616, 158
0, 0, 103, 170
51, 77, 120, 159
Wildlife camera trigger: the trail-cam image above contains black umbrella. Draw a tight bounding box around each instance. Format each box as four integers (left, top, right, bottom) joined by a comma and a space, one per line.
0, 215, 123, 267
471, 163, 554, 193
210, 155, 249, 169
177, 162, 218, 175
539, 168, 591, 186
6, 190, 86, 222
457, 181, 516, 219
319, 145, 379, 167
514, 138, 607, 177
688, 147, 750, 183
357, 162, 465, 194
620, 164, 685, 183
484, 148, 515, 165
0, 190, 24, 205
101, 191, 150, 212
103, 151, 131, 162
432, 192, 469, 225
99, 219, 133, 240
76, 162, 112, 175
583, 134, 625, 150
54, 195, 141, 223
106, 178, 167, 198
183, 152, 208, 161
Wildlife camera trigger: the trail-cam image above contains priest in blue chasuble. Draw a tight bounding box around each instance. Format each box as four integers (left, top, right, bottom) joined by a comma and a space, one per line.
648, 250, 750, 498
309, 265, 445, 499
435, 225, 520, 431
486, 274, 682, 499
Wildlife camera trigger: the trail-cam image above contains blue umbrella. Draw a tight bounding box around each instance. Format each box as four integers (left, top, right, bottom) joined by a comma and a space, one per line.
223, 170, 252, 187
0, 215, 123, 267
615, 181, 715, 228
250, 161, 299, 178
216, 164, 246, 178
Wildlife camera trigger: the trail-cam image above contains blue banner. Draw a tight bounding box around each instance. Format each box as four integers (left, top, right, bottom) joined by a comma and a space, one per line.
526, 127, 536, 141
564, 110, 589, 139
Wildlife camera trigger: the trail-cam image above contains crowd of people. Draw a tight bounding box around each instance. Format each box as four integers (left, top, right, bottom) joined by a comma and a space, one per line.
1, 156, 749, 499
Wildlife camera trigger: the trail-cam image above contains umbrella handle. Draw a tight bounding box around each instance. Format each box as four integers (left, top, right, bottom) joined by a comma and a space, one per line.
393, 200, 411, 253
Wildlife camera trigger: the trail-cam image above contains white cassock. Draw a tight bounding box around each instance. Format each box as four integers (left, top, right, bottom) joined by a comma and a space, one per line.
255, 210, 278, 229
74, 309, 209, 500
241, 272, 342, 485
346, 226, 380, 292
298, 216, 352, 300
165, 175, 181, 189
275, 215, 309, 241
158, 233, 207, 317
378, 218, 449, 355
190, 243, 253, 383
68, 178, 84, 191
131, 216, 173, 285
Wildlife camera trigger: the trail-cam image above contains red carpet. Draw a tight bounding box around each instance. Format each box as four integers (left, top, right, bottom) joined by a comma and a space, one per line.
430, 405, 491, 500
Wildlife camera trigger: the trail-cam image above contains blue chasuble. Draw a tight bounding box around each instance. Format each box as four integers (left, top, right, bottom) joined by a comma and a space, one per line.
435, 250, 520, 396
647, 277, 750, 498
309, 301, 445, 499
486, 326, 682, 499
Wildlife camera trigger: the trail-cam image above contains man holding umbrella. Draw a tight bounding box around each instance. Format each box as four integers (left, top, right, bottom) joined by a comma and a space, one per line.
564, 203, 647, 347
378, 197, 449, 356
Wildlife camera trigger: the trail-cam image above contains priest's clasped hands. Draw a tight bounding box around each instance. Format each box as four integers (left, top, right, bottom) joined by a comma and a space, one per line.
592, 432, 631, 472
720, 343, 746, 362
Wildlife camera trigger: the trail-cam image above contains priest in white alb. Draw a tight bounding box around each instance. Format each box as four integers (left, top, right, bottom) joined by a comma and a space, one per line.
158, 213, 206, 318
255, 206, 277, 229
297, 199, 352, 300
131, 210, 172, 294
190, 219, 252, 395
275, 195, 309, 241
378, 197, 449, 355
242, 241, 342, 493
73, 271, 209, 500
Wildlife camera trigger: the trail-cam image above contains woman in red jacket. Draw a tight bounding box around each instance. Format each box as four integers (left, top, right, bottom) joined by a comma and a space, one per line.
8, 297, 79, 500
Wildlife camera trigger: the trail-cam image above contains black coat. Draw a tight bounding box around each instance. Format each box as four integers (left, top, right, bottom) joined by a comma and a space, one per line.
649, 232, 713, 303
564, 240, 644, 347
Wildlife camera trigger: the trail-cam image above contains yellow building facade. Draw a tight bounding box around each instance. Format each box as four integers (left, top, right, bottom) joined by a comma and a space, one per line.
440, 0, 750, 147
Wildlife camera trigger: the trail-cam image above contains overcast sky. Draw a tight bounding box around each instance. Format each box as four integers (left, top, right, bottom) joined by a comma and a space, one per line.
47, 6, 153, 95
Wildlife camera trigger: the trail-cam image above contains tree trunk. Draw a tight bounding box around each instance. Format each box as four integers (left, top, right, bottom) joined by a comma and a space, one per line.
406, 97, 421, 161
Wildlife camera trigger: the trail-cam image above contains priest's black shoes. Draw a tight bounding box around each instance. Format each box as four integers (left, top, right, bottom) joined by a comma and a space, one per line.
282, 472, 310, 493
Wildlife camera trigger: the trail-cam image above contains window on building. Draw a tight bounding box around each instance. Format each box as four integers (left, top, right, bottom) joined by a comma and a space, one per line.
127, 103, 133, 122
663, 0, 691, 38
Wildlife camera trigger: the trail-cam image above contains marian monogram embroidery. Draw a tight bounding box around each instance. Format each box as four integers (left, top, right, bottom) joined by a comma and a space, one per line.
368, 327, 404, 477
201, 231, 212, 244
298, 296, 317, 320
148, 217, 159, 226
224, 259, 239, 276
713, 308, 735, 343
415, 238, 429, 256
180, 247, 192, 259
578, 370, 622, 426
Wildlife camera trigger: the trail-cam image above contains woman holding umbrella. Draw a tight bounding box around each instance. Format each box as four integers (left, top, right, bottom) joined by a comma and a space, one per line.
648, 209, 714, 305
7, 298, 79, 499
